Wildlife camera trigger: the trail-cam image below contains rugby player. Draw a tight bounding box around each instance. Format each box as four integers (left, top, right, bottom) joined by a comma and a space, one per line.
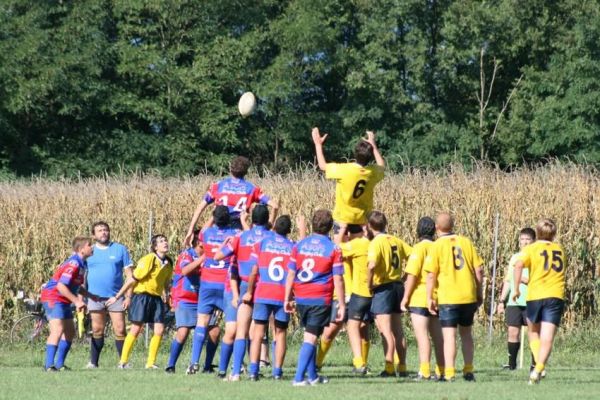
425, 213, 483, 382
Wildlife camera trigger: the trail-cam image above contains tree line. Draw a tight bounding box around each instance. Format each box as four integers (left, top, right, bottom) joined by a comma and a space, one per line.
1, 0, 599, 177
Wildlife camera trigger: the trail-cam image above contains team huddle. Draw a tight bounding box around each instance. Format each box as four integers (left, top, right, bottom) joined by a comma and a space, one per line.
40, 128, 566, 386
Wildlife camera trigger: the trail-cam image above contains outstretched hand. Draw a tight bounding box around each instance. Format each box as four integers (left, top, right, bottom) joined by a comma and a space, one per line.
311, 127, 328, 146
362, 130, 376, 146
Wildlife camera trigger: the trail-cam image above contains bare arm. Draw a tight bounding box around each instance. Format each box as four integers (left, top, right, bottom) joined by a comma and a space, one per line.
181, 256, 204, 276
244, 264, 258, 304
106, 277, 137, 306
475, 265, 484, 305
311, 127, 328, 171
333, 274, 346, 322
296, 215, 307, 241
57, 282, 85, 310
284, 269, 296, 313
364, 131, 384, 168
401, 274, 418, 311
184, 200, 210, 246
512, 261, 524, 301
367, 260, 376, 293
333, 223, 347, 245
426, 272, 438, 315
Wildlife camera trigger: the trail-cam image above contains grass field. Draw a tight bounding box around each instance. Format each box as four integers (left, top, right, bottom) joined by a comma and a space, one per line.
2, 326, 600, 400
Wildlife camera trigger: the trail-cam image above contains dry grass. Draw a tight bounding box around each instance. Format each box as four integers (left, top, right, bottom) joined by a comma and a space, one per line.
1, 164, 598, 329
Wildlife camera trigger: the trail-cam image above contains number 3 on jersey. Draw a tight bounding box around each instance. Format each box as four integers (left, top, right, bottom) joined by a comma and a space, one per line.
297, 258, 315, 282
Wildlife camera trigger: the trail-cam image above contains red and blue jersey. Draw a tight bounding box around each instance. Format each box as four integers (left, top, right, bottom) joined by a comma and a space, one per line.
171, 248, 201, 307
203, 177, 269, 219
41, 254, 86, 305
222, 225, 273, 282
199, 226, 239, 290
288, 234, 344, 306
253, 233, 295, 306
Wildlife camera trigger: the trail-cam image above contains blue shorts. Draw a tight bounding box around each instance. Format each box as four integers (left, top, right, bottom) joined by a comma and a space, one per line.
348, 294, 373, 321
198, 288, 224, 315
253, 302, 289, 326
409, 307, 436, 318
438, 303, 478, 328
371, 282, 403, 315
527, 298, 564, 326
223, 282, 250, 323
175, 304, 198, 328
297, 304, 331, 335
43, 302, 73, 320
129, 293, 166, 323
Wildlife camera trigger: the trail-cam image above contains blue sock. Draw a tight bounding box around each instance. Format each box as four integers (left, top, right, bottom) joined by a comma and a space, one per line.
54, 340, 72, 369
249, 361, 259, 376
190, 327, 206, 365
294, 342, 315, 383
45, 344, 58, 369
307, 344, 318, 381
231, 339, 246, 376
218, 342, 234, 373
273, 366, 283, 378
204, 337, 218, 370
167, 339, 184, 368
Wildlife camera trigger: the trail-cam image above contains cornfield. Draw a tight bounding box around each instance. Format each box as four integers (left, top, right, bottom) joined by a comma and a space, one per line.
1, 163, 598, 331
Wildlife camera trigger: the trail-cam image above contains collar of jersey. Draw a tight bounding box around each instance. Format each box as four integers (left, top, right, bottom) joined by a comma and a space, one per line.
94, 241, 113, 250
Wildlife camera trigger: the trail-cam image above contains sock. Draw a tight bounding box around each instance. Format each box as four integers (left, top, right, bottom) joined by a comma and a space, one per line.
397, 363, 407, 374
445, 367, 456, 379
393, 352, 400, 368
273, 366, 283, 378
435, 364, 444, 377
294, 342, 315, 383
90, 335, 104, 366
249, 362, 259, 376
419, 362, 431, 378
507, 341, 520, 369
385, 361, 395, 374
463, 364, 474, 374
204, 337, 218, 369
307, 344, 318, 381
167, 339, 185, 369
146, 335, 162, 367
534, 362, 545, 373
361, 340, 370, 365
530, 339, 540, 364
271, 340, 276, 362
218, 342, 234, 373
115, 336, 125, 358
190, 327, 206, 365
54, 340, 72, 369
45, 344, 58, 369
120, 333, 137, 364
353, 356, 364, 369
231, 339, 247, 375
316, 338, 332, 368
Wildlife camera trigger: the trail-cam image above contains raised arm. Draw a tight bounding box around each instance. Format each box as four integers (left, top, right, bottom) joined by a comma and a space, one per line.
184, 200, 209, 246
296, 215, 307, 241
311, 127, 328, 171
268, 199, 279, 225
364, 131, 385, 168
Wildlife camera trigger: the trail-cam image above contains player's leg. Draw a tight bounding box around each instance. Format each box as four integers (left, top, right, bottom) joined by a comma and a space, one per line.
347, 318, 364, 370
457, 303, 477, 380
109, 304, 127, 359
374, 314, 396, 376
145, 296, 167, 369
54, 315, 75, 370
391, 312, 407, 375
317, 320, 342, 370
428, 315, 445, 379
166, 305, 195, 372
230, 302, 253, 379
204, 319, 221, 372
188, 313, 212, 372
360, 320, 371, 366
411, 311, 431, 379
44, 303, 66, 371
438, 304, 459, 381
526, 299, 543, 370
248, 302, 270, 379
506, 325, 520, 370
219, 290, 238, 377
272, 313, 289, 379
293, 305, 329, 385
531, 299, 563, 382
89, 310, 106, 367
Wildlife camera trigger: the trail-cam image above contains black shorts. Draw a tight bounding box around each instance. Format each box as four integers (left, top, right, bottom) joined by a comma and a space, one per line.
297, 304, 331, 335
526, 298, 564, 326
438, 303, 478, 328
409, 307, 435, 318
505, 305, 527, 327
370, 282, 403, 315
348, 294, 373, 321
128, 293, 166, 323
329, 300, 349, 323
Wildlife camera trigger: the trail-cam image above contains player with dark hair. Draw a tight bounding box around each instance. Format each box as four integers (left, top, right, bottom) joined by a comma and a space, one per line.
285, 210, 345, 386
106, 234, 173, 369
400, 217, 444, 380
184, 156, 279, 243
497, 227, 536, 371
42, 236, 96, 371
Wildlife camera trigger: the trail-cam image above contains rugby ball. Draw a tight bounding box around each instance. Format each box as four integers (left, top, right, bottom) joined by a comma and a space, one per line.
238, 92, 257, 117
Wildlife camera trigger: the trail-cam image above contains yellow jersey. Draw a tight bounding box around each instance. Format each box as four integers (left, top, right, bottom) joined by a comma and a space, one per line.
340, 237, 371, 298
517, 241, 566, 301
325, 163, 384, 224
132, 253, 174, 297
423, 234, 483, 305
334, 242, 354, 302
368, 233, 412, 287
404, 239, 435, 308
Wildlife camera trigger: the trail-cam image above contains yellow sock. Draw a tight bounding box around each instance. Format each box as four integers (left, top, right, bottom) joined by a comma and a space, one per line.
534, 362, 545, 373
385, 361, 395, 374
352, 356, 364, 369
530, 339, 540, 364
316, 338, 333, 368
445, 367, 456, 379
463, 364, 474, 374
419, 362, 431, 378
435, 364, 444, 377
396, 363, 407, 374
393, 352, 399, 367
146, 335, 162, 367
361, 340, 370, 365
120, 333, 137, 364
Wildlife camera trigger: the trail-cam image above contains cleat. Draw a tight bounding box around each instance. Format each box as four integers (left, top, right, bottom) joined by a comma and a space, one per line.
397, 371, 408, 378
217, 371, 227, 379
379, 370, 396, 378
58, 365, 71, 371
352, 366, 368, 375
201, 364, 214, 374
529, 370, 541, 385
441, 376, 455, 382
86, 362, 98, 369
463, 372, 476, 382
145, 364, 159, 370
272, 375, 282, 381
432, 374, 444, 382
292, 380, 309, 387
249, 374, 259, 381
44, 366, 58, 372
186, 364, 198, 375
259, 360, 271, 369
413, 372, 431, 381
541, 369, 546, 379
117, 363, 132, 369
502, 364, 514, 370
309, 375, 329, 385
165, 366, 176, 374
226, 374, 240, 382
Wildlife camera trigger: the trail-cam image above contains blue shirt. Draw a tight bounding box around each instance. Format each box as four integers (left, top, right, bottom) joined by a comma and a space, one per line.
86, 242, 133, 298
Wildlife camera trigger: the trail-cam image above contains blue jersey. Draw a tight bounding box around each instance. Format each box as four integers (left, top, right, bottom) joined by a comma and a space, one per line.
222, 225, 273, 281
203, 177, 270, 219
86, 242, 133, 298
199, 226, 239, 290
252, 233, 295, 306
